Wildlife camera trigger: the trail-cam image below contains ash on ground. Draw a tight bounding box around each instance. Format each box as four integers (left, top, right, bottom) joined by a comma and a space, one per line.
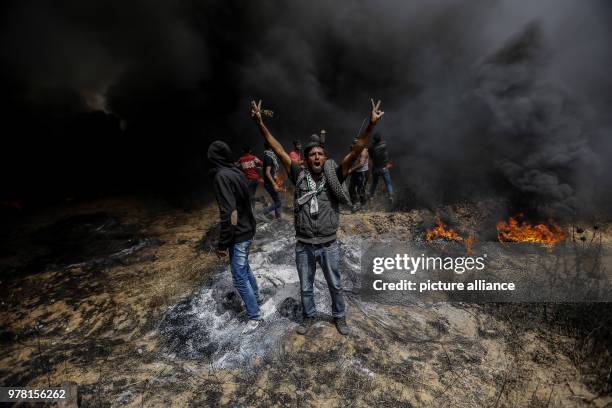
160, 218, 361, 367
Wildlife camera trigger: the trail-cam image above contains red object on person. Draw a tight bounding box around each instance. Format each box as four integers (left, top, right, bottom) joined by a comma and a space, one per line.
237, 154, 263, 180
289, 150, 301, 163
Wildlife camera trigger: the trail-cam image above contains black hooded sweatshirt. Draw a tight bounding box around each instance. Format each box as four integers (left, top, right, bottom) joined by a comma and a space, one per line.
370, 140, 390, 170
208, 141, 256, 250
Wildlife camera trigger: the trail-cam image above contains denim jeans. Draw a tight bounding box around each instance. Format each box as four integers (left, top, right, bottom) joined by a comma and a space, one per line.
369, 167, 394, 197
264, 182, 281, 217
295, 240, 346, 318
229, 240, 261, 320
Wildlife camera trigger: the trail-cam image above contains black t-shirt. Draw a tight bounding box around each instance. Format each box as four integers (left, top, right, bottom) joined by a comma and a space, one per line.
289, 161, 345, 186
263, 154, 278, 185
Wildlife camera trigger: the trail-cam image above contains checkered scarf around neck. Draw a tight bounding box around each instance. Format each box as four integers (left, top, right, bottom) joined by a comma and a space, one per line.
263, 149, 279, 176
297, 168, 327, 215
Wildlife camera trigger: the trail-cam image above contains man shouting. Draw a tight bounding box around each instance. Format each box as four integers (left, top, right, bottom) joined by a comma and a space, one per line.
250, 99, 384, 335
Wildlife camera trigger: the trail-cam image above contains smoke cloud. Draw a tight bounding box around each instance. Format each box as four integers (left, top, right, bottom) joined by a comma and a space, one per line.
1, 0, 611, 216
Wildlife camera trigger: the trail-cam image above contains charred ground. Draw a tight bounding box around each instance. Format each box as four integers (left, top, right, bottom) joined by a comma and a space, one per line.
0, 194, 611, 407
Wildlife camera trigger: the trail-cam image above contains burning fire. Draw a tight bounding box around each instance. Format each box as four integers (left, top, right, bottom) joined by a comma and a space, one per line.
426, 218, 475, 254
275, 174, 288, 192
427, 219, 462, 241
257, 175, 288, 192
496, 214, 566, 245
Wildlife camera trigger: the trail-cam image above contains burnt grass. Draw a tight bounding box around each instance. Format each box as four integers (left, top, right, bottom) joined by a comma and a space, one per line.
0, 212, 163, 278
215, 301, 612, 407
482, 302, 612, 395
1, 198, 612, 406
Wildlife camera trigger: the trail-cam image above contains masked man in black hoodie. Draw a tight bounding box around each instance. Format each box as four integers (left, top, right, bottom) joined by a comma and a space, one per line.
207, 141, 263, 334
250, 99, 384, 336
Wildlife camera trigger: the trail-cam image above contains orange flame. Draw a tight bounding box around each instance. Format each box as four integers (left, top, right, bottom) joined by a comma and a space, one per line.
427, 219, 462, 241
496, 214, 566, 245
426, 218, 475, 254
275, 174, 288, 192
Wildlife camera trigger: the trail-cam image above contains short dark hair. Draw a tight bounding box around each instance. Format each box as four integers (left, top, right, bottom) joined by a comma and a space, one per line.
304, 145, 326, 158
241, 145, 251, 154
303, 134, 322, 157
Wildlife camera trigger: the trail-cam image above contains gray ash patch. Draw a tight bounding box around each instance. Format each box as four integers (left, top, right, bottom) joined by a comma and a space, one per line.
159, 218, 362, 367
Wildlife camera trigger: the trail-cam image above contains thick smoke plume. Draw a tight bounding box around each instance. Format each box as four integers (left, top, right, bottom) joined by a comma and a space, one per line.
1, 0, 611, 216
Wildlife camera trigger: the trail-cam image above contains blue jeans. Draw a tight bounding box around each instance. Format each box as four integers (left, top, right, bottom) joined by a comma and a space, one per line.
295, 240, 346, 318
229, 240, 261, 320
369, 167, 394, 197
263, 183, 281, 217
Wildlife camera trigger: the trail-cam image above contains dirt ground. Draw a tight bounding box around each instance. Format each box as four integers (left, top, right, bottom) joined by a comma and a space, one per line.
1, 193, 611, 407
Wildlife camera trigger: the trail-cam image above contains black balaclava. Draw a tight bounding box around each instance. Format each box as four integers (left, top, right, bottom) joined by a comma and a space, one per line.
207, 140, 235, 175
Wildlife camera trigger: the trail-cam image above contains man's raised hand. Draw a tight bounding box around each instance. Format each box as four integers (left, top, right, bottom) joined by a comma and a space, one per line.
370, 99, 384, 124
250, 99, 263, 124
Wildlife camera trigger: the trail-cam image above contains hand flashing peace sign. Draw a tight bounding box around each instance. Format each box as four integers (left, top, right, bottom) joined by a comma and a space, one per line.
250, 99, 263, 123
370, 99, 384, 124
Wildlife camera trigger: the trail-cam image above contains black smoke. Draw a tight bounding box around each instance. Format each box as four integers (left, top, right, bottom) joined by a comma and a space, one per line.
1, 0, 611, 216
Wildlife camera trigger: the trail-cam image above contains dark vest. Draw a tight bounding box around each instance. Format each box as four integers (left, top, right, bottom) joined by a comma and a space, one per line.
293, 171, 340, 244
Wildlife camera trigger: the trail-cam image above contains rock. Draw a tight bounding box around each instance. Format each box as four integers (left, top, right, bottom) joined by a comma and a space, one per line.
277, 297, 302, 322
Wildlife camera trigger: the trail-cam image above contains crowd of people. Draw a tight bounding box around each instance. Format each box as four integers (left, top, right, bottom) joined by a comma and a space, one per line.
207, 99, 392, 336
233, 124, 395, 222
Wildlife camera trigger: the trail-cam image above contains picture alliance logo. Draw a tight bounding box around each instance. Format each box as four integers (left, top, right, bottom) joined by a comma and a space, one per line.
371, 253, 488, 275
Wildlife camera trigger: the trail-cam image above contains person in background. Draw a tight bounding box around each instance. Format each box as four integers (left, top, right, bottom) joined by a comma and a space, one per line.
207, 141, 263, 334
320, 129, 327, 147
368, 133, 394, 207
289, 140, 303, 166
262, 142, 282, 219
237, 146, 263, 211
348, 138, 369, 213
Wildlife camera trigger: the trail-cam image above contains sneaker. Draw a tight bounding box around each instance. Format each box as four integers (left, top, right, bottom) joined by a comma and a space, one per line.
351, 203, 361, 213
296, 316, 316, 335
334, 317, 349, 335
241, 319, 261, 335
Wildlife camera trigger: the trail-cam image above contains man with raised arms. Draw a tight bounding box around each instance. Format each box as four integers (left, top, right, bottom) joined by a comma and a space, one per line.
250, 99, 384, 335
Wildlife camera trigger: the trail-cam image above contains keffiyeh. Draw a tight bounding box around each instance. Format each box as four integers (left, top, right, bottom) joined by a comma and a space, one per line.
263, 149, 279, 176
297, 169, 326, 214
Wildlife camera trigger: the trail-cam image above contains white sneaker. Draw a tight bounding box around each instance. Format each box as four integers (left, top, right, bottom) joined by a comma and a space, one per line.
241, 319, 261, 335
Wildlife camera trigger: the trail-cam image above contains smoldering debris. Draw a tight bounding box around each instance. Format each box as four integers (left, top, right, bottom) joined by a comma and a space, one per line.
1, 212, 162, 277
